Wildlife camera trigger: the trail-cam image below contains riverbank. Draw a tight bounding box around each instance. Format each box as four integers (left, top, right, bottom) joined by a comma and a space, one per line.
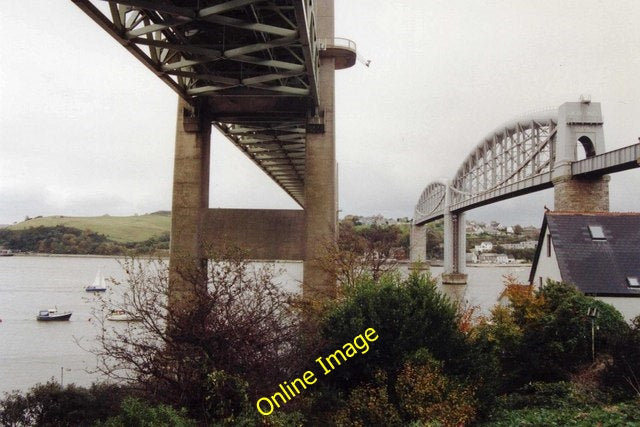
402, 260, 532, 268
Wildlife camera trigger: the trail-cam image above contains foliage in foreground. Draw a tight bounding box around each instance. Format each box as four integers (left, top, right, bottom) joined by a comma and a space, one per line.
484, 402, 640, 427
475, 278, 629, 390
306, 272, 495, 426
89, 253, 303, 423
482, 381, 640, 426
604, 315, 640, 398
97, 397, 195, 427
0, 382, 124, 426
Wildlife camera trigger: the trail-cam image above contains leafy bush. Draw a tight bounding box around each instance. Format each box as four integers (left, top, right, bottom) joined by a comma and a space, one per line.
319, 272, 468, 388
482, 400, 640, 426
0, 382, 125, 426
306, 272, 499, 425
603, 315, 640, 398
495, 382, 584, 411
98, 397, 195, 427
333, 371, 402, 427
478, 280, 629, 389
396, 351, 477, 427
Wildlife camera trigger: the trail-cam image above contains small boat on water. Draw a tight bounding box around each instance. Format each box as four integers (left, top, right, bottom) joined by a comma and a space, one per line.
106, 309, 141, 322
85, 270, 107, 292
0, 249, 14, 257
37, 308, 72, 321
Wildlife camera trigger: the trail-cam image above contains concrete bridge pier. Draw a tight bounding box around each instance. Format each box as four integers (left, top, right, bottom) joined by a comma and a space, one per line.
410, 222, 428, 265
443, 209, 467, 286
302, 0, 338, 300
168, 0, 341, 304
169, 98, 211, 306
443, 181, 467, 286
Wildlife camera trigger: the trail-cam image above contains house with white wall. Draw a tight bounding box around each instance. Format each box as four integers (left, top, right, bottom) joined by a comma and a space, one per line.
474, 241, 494, 252
529, 212, 640, 321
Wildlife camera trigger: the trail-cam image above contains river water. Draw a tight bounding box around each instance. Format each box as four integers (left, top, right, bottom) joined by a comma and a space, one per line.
0, 255, 524, 395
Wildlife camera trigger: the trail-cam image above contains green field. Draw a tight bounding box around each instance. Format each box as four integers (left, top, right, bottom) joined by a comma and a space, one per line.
8, 212, 171, 243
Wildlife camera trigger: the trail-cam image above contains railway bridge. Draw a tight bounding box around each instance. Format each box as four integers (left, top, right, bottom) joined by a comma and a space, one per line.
411, 100, 640, 284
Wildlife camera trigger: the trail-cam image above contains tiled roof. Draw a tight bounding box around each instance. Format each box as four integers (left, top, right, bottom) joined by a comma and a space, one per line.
543, 212, 640, 296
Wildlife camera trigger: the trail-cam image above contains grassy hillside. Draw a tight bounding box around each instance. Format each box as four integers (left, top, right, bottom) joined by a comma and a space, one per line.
8, 212, 171, 243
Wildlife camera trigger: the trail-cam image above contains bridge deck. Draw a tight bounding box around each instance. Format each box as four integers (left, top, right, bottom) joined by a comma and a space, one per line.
73, 0, 322, 206
572, 142, 640, 176
415, 142, 640, 225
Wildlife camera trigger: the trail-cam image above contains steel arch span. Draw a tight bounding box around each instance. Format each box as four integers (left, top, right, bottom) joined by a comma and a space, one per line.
411, 100, 640, 281
415, 110, 558, 224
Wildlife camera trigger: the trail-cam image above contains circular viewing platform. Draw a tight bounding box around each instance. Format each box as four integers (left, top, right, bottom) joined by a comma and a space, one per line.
318, 38, 357, 69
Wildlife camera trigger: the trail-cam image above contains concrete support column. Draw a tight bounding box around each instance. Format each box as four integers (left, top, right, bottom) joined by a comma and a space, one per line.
169, 98, 211, 306
455, 211, 467, 275
443, 211, 454, 273
303, 0, 337, 300
410, 222, 427, 264
443, 211, 467, 285
553, 175, 610, 212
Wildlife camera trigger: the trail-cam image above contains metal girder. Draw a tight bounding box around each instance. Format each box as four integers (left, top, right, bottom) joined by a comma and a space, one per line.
415, 182, 447, 222
216, 119, 307, 200
415, 110, 558, 224
572, 142, 640, 176
200, 14, 296, 37
73, 0, 322, 206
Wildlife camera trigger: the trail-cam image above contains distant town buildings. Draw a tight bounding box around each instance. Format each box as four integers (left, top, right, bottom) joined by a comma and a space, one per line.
500, 240, 538, 250
474, 241, 494, 252
343, 214, 411, 227
477, 253, 513, 264
342, 214, 538, 265
466, 220, 517, 235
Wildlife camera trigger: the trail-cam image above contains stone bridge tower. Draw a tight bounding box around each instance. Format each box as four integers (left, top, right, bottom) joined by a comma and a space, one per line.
552, 100, 609, 212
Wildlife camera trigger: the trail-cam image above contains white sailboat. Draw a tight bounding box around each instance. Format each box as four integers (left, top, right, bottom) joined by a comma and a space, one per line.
85, 270, 107, 292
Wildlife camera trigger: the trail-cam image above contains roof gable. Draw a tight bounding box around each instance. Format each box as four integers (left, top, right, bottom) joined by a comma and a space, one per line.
544, 212, 640, 296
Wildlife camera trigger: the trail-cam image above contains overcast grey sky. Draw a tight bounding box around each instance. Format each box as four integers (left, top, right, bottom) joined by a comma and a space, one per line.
2, 1, 640, 227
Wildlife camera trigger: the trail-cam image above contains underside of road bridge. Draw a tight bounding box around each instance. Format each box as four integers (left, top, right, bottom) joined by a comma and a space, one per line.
73, 0, 356, 302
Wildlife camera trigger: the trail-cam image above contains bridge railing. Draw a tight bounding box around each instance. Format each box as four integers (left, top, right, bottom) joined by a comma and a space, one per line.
318, 37, 357, 51
572, 142, 640, 176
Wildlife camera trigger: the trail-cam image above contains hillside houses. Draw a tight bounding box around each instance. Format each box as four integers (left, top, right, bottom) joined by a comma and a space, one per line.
500, 240, 538, 250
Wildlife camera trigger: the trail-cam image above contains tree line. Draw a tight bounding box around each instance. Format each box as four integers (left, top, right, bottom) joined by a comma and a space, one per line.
0, 225, 169, 255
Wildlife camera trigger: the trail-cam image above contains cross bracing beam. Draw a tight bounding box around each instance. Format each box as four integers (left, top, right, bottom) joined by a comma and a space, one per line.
73, 0, 321, 206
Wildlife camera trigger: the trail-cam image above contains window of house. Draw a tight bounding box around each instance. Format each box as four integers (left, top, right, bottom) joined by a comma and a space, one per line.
546, 234, 552, 257
588, 225, 606, 240
627, 277, 640, 288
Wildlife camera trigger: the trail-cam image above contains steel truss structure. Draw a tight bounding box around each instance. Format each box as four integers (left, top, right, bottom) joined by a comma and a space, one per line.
73, 0, 329, 205
415, 111, 558, 224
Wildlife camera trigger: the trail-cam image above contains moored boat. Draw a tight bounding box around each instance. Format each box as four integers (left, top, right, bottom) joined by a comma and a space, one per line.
85, 270, 107, 292
37, 308, 72, 321
106, 309, 141, 322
